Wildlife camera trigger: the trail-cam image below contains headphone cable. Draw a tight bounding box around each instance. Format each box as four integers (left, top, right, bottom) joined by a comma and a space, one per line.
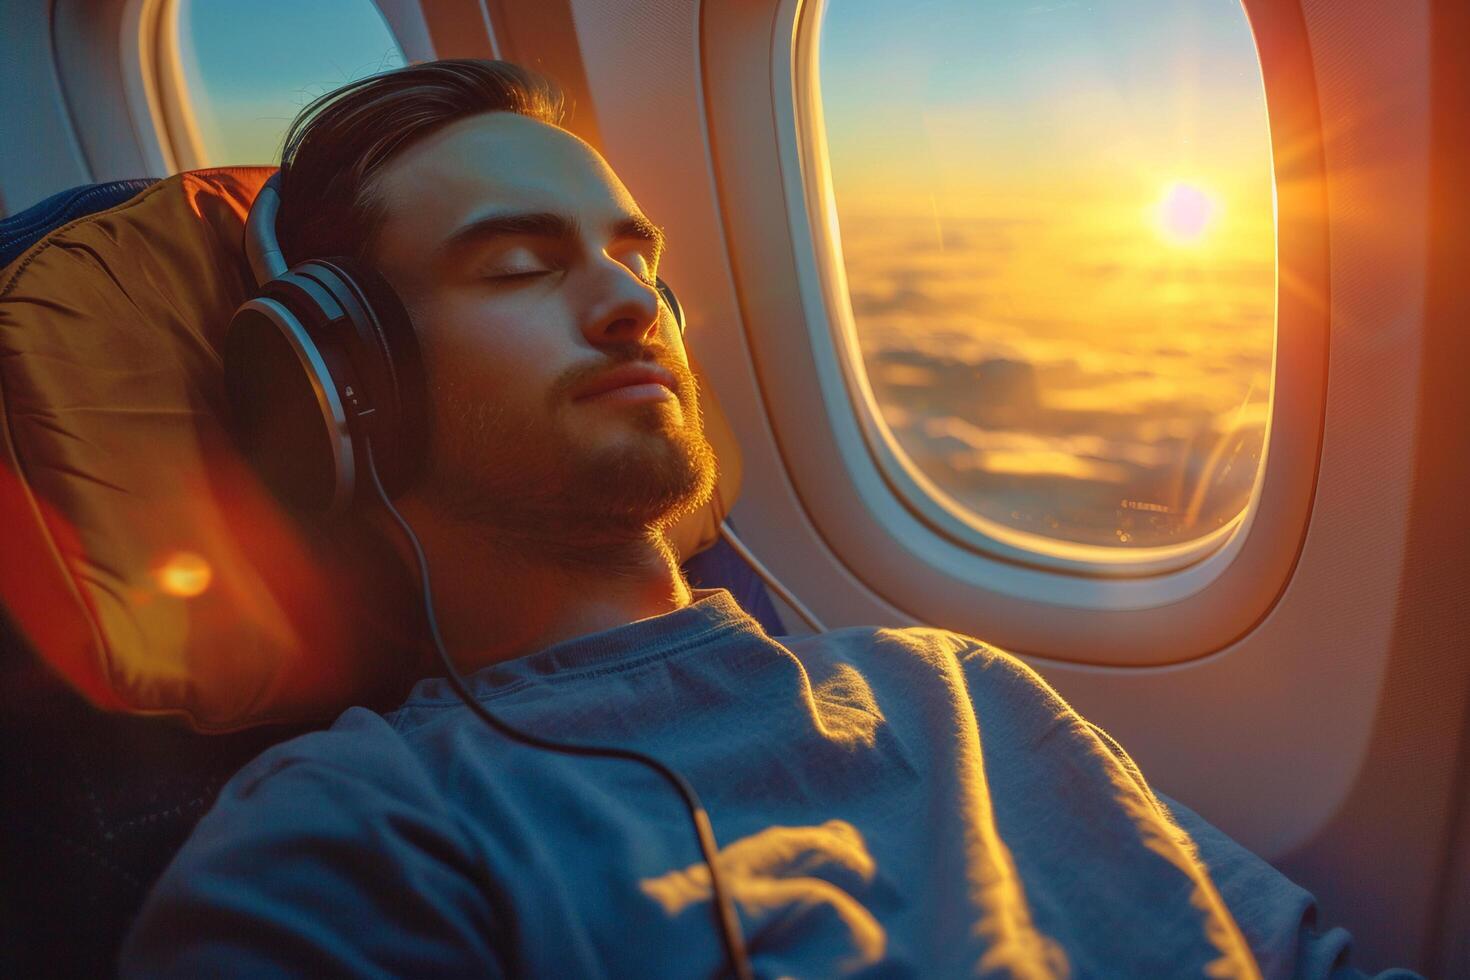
359, 442, 754, 980
714, 522, 825, 634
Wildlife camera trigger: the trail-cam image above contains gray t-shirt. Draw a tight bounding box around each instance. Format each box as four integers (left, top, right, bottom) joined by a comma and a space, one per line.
120, 589, 1413, 978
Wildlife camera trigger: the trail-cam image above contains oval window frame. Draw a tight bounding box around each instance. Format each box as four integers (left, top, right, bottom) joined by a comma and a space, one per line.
699, 0, 1329, 663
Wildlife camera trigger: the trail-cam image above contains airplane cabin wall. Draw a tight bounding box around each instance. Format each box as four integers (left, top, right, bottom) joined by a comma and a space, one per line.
0, 1, 92, 212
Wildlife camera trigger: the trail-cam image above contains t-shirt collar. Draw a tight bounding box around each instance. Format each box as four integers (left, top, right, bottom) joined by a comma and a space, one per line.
403, 588, 757, 703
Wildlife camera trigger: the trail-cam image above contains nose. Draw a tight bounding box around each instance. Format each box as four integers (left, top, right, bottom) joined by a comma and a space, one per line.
579, 258, 663, 348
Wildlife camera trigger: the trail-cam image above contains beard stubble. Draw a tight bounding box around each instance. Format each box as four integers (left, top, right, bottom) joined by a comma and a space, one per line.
418, 348, 719, 572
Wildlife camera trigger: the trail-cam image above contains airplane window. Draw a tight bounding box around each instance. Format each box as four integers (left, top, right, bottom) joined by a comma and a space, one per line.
815, 0, 1275, 552
173, 0, 404, 167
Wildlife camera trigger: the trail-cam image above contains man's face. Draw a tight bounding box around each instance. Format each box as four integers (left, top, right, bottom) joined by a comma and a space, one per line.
369, 112, 716, 550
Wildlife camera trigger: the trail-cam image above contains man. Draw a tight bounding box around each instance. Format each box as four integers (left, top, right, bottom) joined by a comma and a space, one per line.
119, 60, 1408, 978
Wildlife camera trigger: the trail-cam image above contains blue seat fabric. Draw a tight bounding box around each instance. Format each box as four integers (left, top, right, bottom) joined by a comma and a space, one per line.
682, 524, 786, 636
0, 178, 161, 270
0, 180, 783, 977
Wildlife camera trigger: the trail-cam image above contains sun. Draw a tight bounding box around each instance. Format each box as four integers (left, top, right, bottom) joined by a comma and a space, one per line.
1153, 181, 1220, 245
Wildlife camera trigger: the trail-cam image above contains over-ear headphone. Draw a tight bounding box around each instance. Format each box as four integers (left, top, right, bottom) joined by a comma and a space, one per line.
224, 171, 687, 516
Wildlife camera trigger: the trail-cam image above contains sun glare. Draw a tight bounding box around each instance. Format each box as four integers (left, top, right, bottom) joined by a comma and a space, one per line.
1154, 181, 1219, 245
155, 551, 213, 598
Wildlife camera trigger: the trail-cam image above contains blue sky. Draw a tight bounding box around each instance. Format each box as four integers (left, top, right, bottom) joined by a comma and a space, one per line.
818, 0, 1269, 206
180, 0, 403, 164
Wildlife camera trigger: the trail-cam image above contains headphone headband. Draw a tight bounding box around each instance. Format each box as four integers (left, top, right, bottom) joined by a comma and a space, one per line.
244, 172, 288, 285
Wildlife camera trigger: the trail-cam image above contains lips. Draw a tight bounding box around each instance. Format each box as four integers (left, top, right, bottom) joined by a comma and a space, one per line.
572, 362, 680, 401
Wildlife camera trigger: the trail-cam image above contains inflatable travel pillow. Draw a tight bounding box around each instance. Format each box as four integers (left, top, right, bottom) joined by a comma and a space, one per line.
0, 167, 742, 731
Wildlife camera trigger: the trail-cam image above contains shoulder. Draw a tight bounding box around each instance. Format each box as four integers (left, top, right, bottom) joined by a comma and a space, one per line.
801, 624, 1062, 698
788, 624, 1081, 730
222, 705, 435, 809
121, 711, 497, 975
159, 705, 470, 885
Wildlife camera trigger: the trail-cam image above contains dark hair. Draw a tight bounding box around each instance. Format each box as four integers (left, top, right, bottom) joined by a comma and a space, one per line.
275, 59, 565, 266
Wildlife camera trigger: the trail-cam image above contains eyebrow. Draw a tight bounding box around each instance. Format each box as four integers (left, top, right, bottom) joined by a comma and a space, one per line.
438, 210, 665, 263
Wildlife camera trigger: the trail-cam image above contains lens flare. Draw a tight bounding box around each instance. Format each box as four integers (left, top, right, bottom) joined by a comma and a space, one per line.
155, 551, 213, 598
1155, 182, 1219, 245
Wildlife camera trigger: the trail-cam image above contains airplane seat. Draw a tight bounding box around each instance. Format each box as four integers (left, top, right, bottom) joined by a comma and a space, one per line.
0, 610, 315, 978
0, 169, 781, 976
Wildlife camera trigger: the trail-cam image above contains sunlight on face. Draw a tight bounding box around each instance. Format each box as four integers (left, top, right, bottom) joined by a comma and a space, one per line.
1154, 182, 1219, 245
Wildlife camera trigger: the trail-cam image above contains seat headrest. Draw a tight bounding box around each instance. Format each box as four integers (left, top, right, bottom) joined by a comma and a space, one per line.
0, 168, 741, 731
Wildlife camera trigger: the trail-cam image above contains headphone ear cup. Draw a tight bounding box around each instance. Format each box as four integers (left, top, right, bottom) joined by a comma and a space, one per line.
290, 258, 427, 498
225, 294, 357, 514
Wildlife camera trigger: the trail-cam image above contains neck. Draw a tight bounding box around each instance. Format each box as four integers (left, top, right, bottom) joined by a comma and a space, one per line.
374, 498, 694, 675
